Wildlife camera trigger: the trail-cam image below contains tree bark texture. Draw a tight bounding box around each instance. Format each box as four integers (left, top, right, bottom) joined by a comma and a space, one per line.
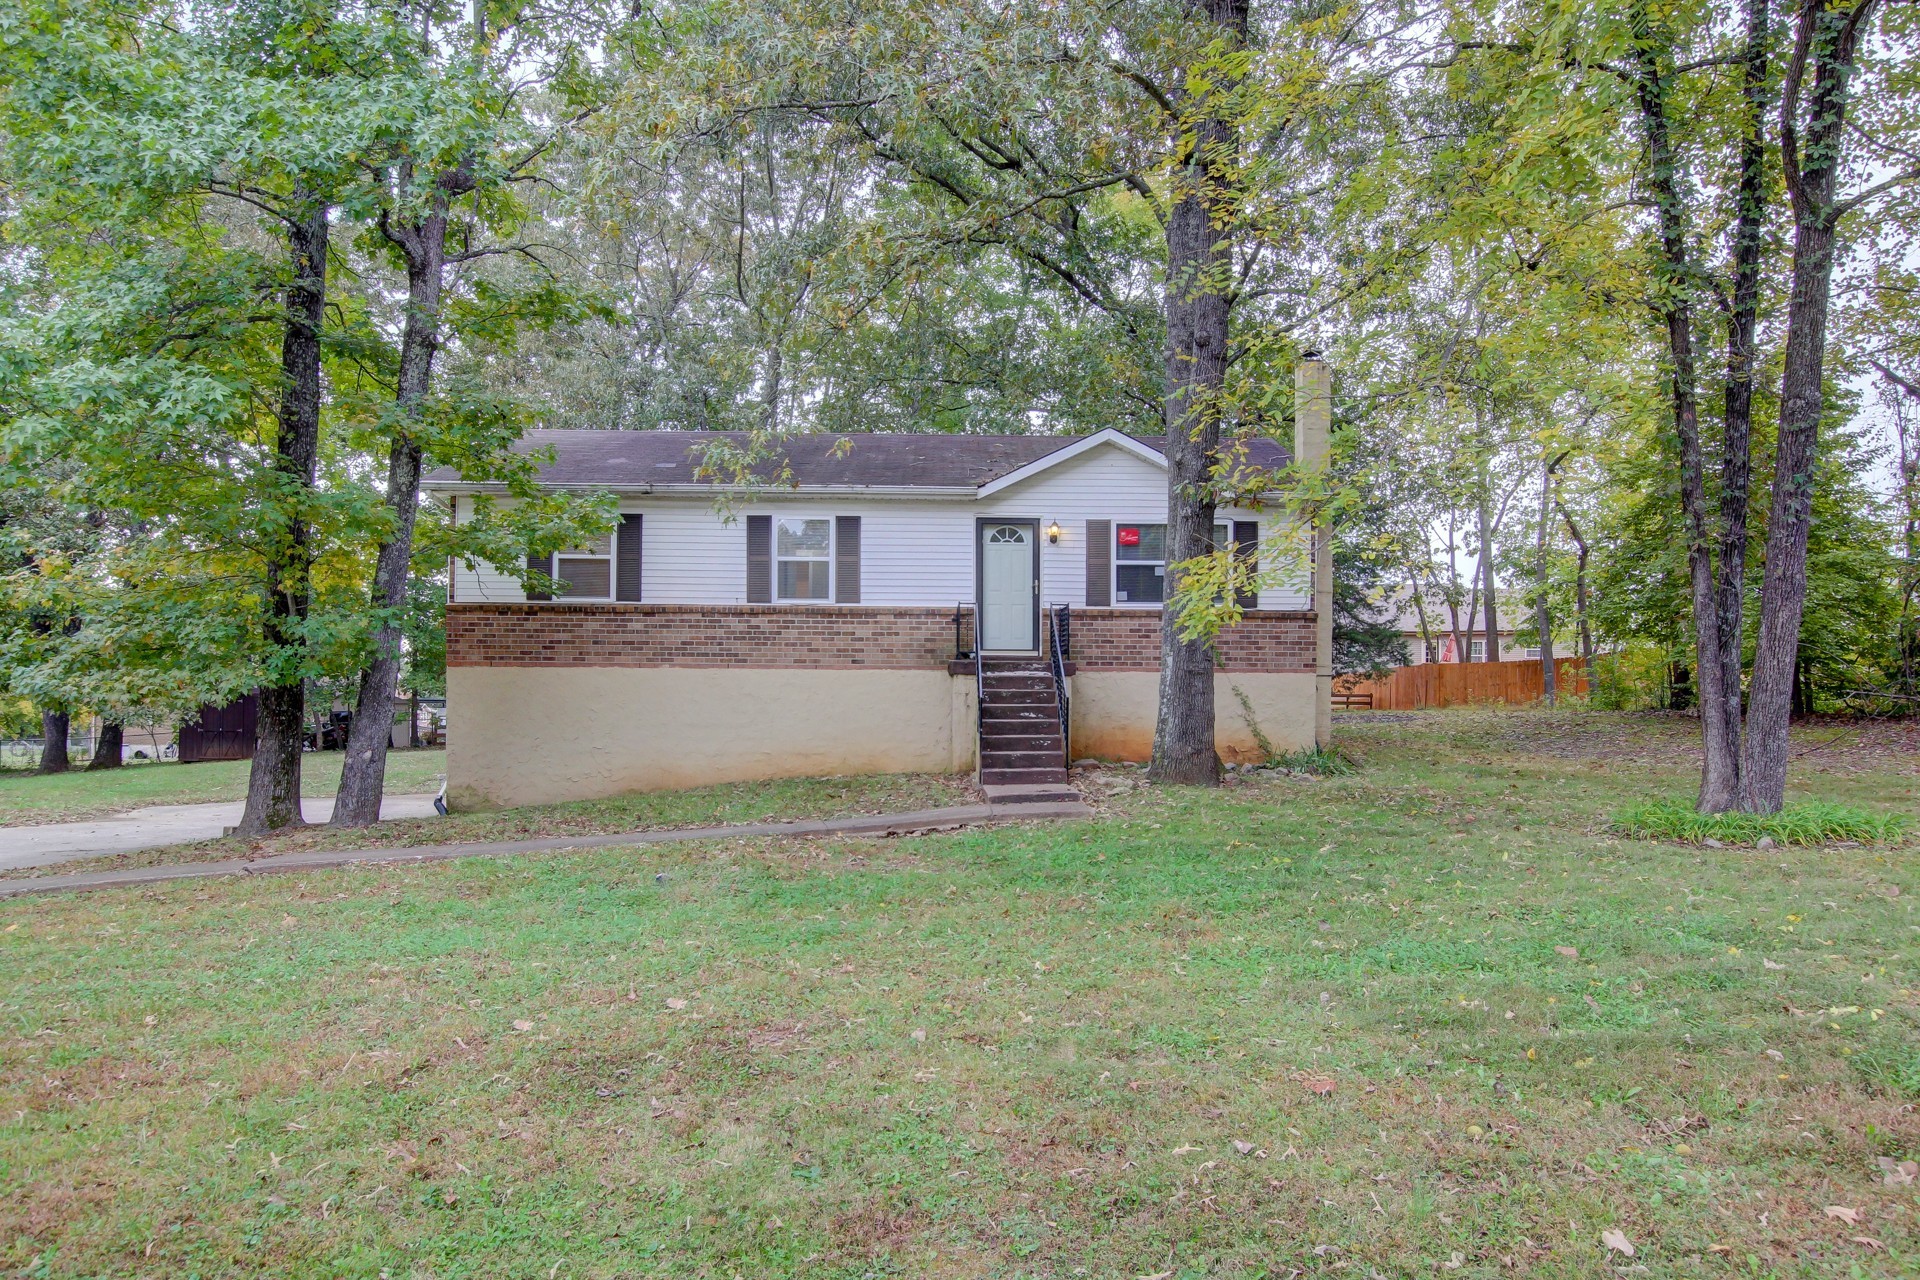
334, 175, 458, 827
1709, 0, 1771, 781
1150, 0, 1248, 786
1555, 493, 1597, 687
1631, 19, 1734, 810
1741, 0, 1875, 812
238, 200, 329, 836
1536, 459, 1556, 704
86, 720, 124, 770
38, 709, 70, 774
1476, 483, 1500, 663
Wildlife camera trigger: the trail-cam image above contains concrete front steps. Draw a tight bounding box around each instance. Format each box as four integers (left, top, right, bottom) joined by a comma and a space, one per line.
977, 658, 1070, 787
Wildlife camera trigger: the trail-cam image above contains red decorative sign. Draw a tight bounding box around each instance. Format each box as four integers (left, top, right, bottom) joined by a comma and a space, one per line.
1117, 527, 1141, 546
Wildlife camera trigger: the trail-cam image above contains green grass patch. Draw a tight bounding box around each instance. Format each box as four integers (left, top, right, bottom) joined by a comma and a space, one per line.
19, 770, 980, 877
0, 749, 449, 825
1613, 797, 1910, 847
4, 711, 1920, 1277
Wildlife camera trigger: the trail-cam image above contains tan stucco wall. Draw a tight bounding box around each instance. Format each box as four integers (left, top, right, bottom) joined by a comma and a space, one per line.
447, 667, 976, 810
1070, 672, 1318, 764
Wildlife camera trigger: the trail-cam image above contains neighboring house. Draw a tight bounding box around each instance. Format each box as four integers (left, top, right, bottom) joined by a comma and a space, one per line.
1390, 597, 1560, 666
424, 426, 1331, 810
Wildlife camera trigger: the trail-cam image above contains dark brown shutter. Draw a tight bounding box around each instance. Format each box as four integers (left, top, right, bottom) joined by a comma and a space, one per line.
616, 514, 643, 602
834, 516, 861, 603
1232, 520, 1259, 609
746, 514, 772, 603
1085, 519, 1111, 607
524, 550, 551, 602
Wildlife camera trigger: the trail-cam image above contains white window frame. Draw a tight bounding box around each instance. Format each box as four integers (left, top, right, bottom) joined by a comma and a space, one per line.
549, 529, 616, 602
774, 514, 835, 604
1111, 521, 1230, 607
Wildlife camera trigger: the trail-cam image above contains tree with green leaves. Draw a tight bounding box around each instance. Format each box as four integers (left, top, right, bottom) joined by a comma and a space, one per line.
330, 0, 611, 827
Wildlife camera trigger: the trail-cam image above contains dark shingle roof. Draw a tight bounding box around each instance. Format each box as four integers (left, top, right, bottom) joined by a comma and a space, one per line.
422, 429, 1291, 491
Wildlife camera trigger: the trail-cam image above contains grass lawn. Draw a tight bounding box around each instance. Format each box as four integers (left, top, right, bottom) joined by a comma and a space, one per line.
0, 750, 451, 826
13, 772, 983, 878
4, 710, 1920, 1278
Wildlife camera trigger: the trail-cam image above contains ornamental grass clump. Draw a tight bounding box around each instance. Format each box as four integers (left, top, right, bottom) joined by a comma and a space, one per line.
1269, 745, 1357, 776
1612, 798, 1908, 848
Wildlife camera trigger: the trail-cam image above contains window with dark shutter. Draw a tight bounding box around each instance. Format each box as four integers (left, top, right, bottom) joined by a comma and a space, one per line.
835, 516, 861, 603
616, 514, 643, 601
746, 514, 772, 603
524, 550, 551, 602
1085, 519, 1111, 607
1232, 520, 1259, 609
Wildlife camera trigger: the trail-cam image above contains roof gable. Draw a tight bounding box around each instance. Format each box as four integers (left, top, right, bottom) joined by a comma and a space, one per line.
974, 429, 1164, 497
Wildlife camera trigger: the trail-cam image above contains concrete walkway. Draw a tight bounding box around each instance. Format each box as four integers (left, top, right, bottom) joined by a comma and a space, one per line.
0, 794, 444, 872
0, 799, 1091, 898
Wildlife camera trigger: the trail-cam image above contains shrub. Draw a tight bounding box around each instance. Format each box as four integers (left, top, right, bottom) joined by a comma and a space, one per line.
1269, 745, 1357, 776
1612, 798, 1908, 847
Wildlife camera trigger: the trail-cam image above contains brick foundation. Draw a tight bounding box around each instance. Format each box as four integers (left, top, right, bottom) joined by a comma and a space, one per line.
448, 602, 1316, 674
448, 603, 974, 670
1061, 608, 1317, 674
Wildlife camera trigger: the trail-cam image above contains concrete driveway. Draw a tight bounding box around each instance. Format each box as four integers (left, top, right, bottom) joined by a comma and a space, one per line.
0, 794, 443, 872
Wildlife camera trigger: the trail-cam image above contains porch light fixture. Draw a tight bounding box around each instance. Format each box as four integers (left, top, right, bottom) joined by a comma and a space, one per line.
1047, 521, 1062, 544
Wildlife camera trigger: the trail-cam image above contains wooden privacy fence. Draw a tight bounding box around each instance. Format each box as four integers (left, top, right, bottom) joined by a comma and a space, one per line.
1334, 657, 1590, 711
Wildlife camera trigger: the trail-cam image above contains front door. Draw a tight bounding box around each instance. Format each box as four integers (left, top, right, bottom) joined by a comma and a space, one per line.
979, 521, 1037, 651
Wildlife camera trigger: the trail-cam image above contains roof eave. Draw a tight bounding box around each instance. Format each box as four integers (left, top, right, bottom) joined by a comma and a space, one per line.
422, 481, 982, 500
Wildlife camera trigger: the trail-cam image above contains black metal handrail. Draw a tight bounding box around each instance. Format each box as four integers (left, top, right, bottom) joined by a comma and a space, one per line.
976, 639, 987, 775
953, 602, 973, 661
1047, 602, 1071, 764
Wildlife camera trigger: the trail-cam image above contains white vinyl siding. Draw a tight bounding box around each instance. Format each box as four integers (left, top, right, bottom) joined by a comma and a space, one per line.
448, 437, 1312, 611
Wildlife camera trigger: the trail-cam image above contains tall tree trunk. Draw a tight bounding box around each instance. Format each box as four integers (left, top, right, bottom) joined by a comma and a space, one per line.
1556, 493, 1597, 687
1474, 463, 1499, 662
1150, 0, 1248, 787
1710, 0, 1771, 782
334, 177, 458, 827
1630, 14, 1733, 807
38, 708, 69, 774
1741, 0, 1876, 812
238, 199, 329, 836
1535, 457, 1556, 704
1871, 362, 1920, 692
86, 719, 124, 770
1407, 570, 1435, 663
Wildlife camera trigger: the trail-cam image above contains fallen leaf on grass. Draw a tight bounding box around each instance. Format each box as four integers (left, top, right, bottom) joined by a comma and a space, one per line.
1301, 1075, 1337, 1096
664, 998, 688, 1011
1600, 1229, 1635, 1257
511, 1020, 535, 1032
1877, 1157, 1918, 1186
909, 1028, 926, 1042
1763, 959, 1786, 970
1555, 945, 1579, 958
1853, 1237, 1885, 1250
1823, 1206, 1861, 1225
1232, 1140, 1255, 1155
1139, 1272, 1174, 1280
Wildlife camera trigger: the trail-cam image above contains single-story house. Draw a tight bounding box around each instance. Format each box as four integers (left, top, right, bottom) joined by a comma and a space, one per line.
1390, 596, 1561, 666
424, 403, 1332, 810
